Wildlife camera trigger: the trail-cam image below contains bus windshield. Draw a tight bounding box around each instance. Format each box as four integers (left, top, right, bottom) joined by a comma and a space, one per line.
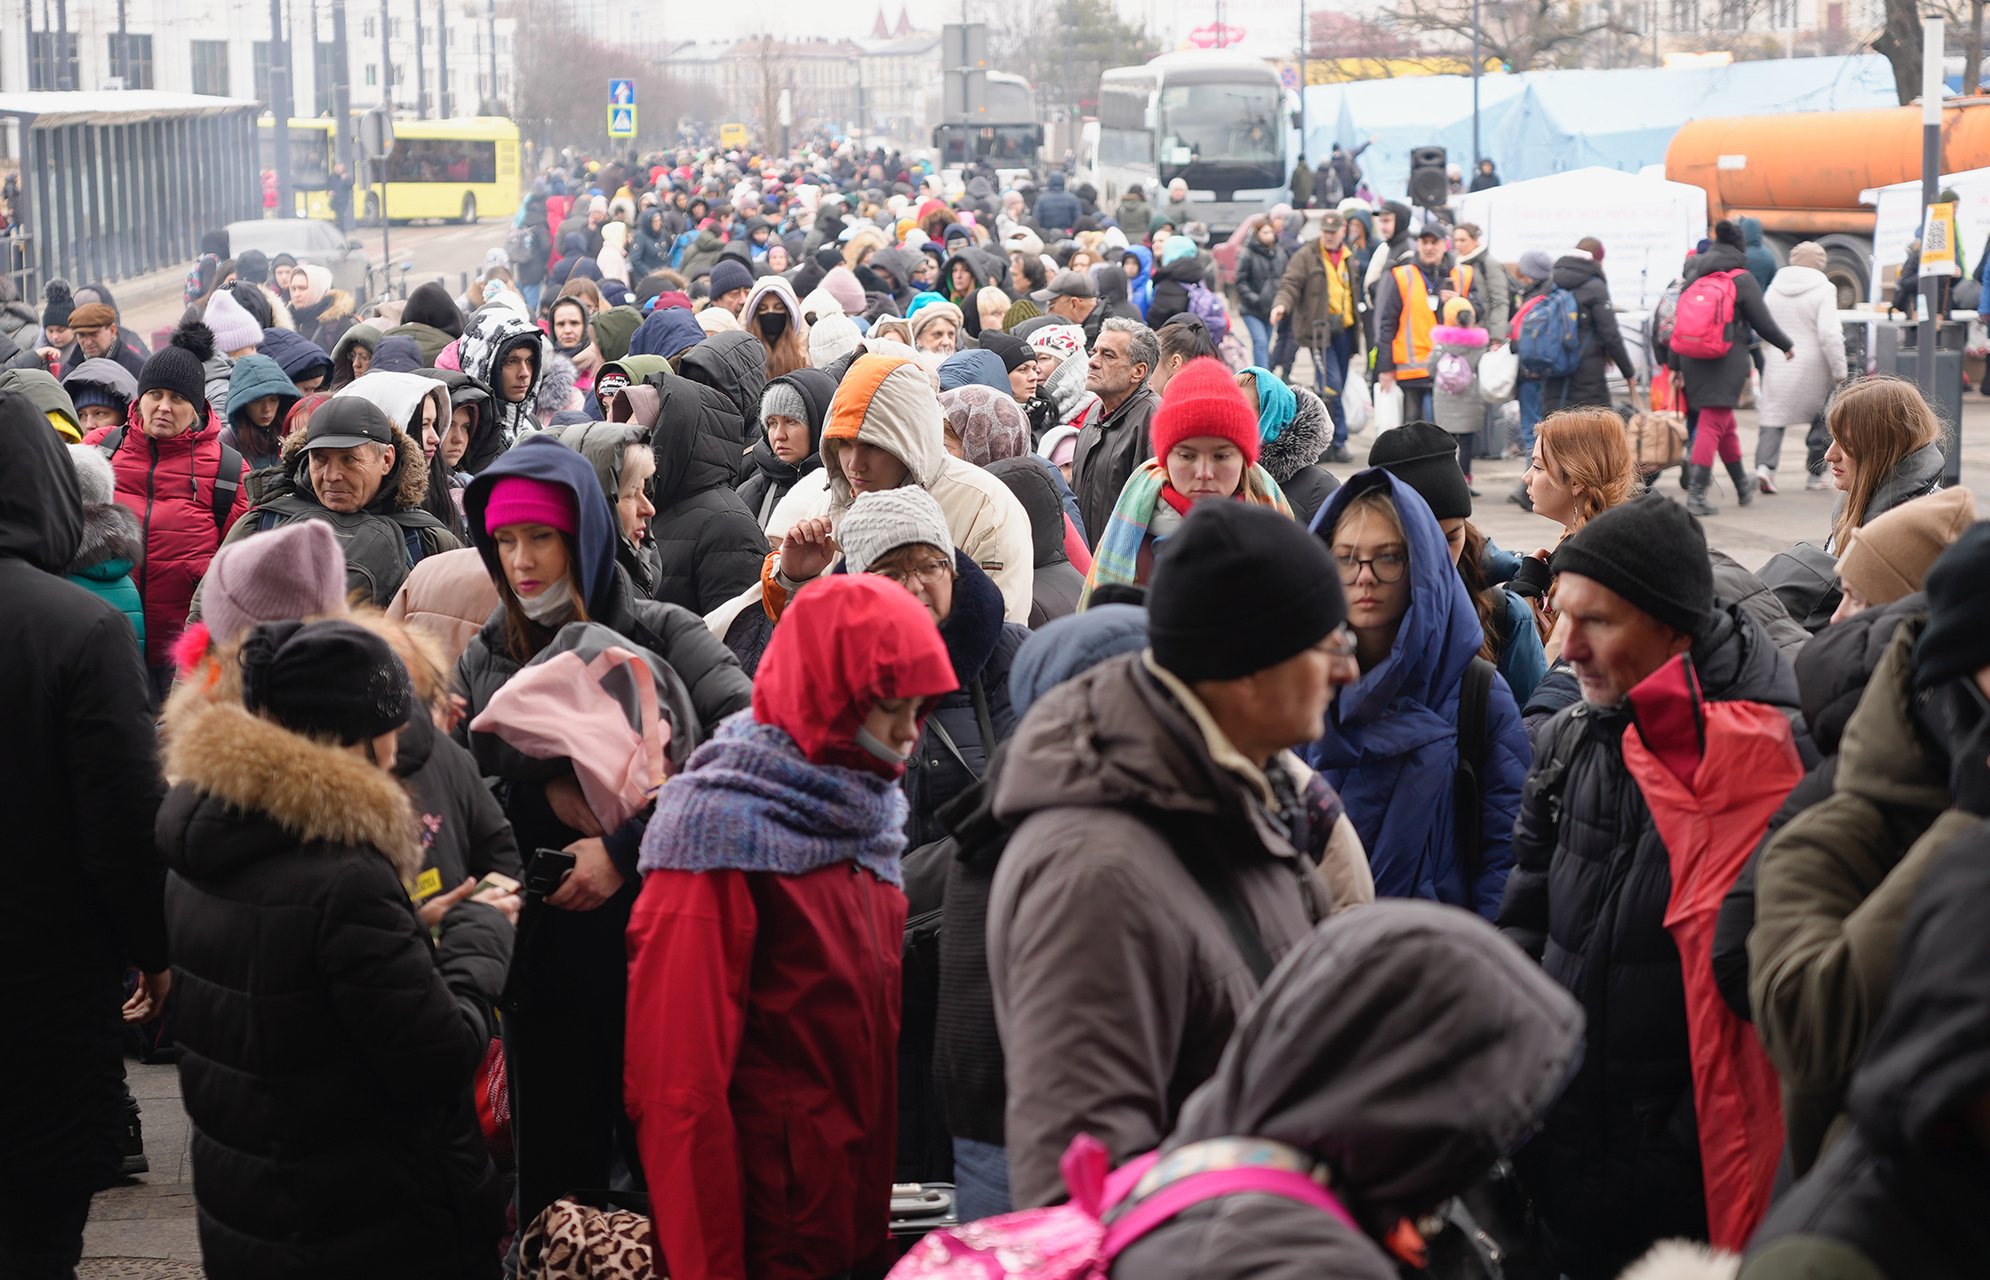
1156, 83, 1281, 170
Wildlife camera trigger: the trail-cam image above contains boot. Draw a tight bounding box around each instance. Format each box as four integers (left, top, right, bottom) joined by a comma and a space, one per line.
119, 1097, 148, 1177
1726, 460, 1756, 507
1687, 464, 1719, 517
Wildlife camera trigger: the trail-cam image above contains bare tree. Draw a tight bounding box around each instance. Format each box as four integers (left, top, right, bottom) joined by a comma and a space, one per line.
1388, 0, 1640, 70
1874, 0, 1927, 105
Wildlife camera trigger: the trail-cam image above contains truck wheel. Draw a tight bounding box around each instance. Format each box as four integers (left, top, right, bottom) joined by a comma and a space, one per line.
1820, 238, 1871, 311
460, 193, 478, 224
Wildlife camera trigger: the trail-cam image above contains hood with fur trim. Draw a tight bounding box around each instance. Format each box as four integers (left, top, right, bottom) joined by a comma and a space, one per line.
275, 417, 432, 515
70, 490, 143, 574
820, 353, 947, 514
160, 693, 423, 881
1259, 384, 1332, 486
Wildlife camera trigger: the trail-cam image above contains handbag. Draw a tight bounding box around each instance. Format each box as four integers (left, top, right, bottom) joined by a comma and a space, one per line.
1624, 389, 1688, 477
518, 1191, 654, 1280
1478, 345, 1518, 403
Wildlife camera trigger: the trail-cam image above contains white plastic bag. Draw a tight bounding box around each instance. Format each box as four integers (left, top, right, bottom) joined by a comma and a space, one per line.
1372, 380, 1405, 434
1478, 345, 1519, 403
1343, 365, 1373, 435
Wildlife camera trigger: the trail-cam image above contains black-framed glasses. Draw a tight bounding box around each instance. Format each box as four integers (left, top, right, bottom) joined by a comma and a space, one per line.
1334, 551, 1408, 584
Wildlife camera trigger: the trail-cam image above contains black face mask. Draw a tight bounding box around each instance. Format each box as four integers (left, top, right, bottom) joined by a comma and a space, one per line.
758, 311, 789, 340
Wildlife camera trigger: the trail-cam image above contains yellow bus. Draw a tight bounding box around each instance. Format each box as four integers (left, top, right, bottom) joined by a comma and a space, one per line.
258, 116, 339, 220
367, 116, 522, 224
719, 121, 751, 150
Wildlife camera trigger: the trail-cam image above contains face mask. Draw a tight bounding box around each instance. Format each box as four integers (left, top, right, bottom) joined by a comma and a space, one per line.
854, 724, 910, 772
758, 311, 789, 340
519, 577, 575, 625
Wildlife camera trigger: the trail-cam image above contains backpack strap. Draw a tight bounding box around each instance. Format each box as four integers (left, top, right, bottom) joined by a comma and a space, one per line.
1157, 818, 1277, 985
1453, 656, 1496, 886
1101, 1145, 1356, 1262
94, 422, 128, 459
970, 676, 996, 754
211, 442, 242, 532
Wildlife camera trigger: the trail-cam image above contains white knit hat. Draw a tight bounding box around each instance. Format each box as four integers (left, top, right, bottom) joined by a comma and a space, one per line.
203, 288, 264, 354
838, 487, 954, 576
809, 313, 862, 368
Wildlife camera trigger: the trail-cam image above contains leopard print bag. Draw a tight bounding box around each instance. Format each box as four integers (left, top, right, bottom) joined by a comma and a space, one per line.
518, 1194, 654, 1279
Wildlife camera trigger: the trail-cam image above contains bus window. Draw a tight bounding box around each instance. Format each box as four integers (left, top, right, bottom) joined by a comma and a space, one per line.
259, 127, 334, 185
386, 138, 498, 184
1157, 84, 1281, 166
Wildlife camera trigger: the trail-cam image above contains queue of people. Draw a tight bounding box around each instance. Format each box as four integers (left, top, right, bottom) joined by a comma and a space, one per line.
6, 140, 1989, 1280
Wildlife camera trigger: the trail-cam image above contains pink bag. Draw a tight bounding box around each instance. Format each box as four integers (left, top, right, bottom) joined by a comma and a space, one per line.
887, 1133, 1354, 1279
468, 640, 670, 833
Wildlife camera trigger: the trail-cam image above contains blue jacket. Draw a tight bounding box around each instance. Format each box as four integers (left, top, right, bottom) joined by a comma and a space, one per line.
1125, 245, 1155, 321
68, 559, 144, 648
1305, 469, 1530, 918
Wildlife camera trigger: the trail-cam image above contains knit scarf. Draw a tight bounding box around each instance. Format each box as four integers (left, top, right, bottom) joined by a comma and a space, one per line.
1319, 241, 1355, 327
1080, 459, 1292, 607
636, 714, 910, 887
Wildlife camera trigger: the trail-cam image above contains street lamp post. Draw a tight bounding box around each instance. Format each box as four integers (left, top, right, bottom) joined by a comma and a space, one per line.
1471, 0, 1482, 172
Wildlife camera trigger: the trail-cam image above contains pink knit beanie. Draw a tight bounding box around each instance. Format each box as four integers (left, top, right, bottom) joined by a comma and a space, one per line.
203, 520, 349, 644
484, 476, 577, 536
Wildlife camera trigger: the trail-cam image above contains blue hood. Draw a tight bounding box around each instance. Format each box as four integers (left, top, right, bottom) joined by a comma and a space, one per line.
938, 349, 1009, 392
1304, 468, 1528, 917
627, 307, 704, 360
464, 435, 618, 614
224, 354, 300, 421
1008, 604, 1149, 719
258, 325, 334, 384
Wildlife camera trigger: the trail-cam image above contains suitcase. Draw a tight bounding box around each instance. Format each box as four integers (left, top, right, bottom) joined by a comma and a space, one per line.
889, 1183, 958, 1240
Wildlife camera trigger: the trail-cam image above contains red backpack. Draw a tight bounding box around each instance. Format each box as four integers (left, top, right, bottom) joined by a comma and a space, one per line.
1669, 269, 1744, 360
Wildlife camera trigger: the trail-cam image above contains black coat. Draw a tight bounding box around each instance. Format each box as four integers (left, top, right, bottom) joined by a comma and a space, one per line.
734, 368, 833, 529
1499, 604, 1805, 1280
1672, 242, 1794, 409
157, 693, 511, 1280
1146, 256, 1204, 331
642, 371, 770, 613
0, 396, 166, 1192
1235, 238, 1289, 322
1072, 381, 1158, 550
1542, 255, 1637, 414
395, 710, 523, 896
986, 456, 1084, 627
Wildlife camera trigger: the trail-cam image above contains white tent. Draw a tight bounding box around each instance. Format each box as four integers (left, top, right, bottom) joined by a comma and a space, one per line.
1454, 166, 1708, 312
1863, 166, 1990, 304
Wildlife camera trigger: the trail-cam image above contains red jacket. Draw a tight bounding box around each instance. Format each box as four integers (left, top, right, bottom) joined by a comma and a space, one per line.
84, 407, 250, 669
625, 862, 904, 1280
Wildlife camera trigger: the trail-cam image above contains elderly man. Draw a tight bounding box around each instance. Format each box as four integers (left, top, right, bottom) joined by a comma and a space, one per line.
205, 397, 459, 606
1032, 269, 1097, 331
1499, 495, 1806, 1280
1071, 317, 1159, 544
60, 298, 147, 380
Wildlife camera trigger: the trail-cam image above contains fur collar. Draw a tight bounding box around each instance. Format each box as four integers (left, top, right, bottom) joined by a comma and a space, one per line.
161, 695, 422, 879
278, 421, 431, 512
1259, 385, 1332, 485
68, 500, 142, 574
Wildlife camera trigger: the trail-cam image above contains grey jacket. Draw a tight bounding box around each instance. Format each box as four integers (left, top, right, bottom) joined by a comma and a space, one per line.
1113, 903, 1583, 1280
1070, 380, 1158, 551
989, 652, 1331, 1207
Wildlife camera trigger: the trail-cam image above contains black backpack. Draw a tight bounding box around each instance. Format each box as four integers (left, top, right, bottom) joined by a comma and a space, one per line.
1453, 656, 1497, 886
252, 498, 435, 604
97, 423, 242, 532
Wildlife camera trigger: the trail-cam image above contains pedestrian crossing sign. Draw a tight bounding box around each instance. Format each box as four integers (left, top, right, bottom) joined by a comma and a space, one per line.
609, 105, 637, 138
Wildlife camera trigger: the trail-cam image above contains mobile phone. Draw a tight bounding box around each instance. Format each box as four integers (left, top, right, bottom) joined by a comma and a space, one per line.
475, 872, 520, 897
522, 848, 576, 897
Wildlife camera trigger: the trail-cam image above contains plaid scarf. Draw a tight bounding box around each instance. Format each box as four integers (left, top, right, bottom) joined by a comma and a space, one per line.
1079, 459, 1292, 607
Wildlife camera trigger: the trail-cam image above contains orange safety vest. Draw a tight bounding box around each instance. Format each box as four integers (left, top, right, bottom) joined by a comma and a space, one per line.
1450, 263, 1476, 303
1390, 264, 1438, 380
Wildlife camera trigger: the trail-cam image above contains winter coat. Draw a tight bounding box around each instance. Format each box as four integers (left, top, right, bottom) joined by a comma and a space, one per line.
679, 227, 728, 280
258, 326, 334, 391
158, 690, 511, 1280
60, 355, 138, 431
1114, 194, 1153, 242
1542, 254, 1637, 413
396, 709, 521, 901
735, 368, 831, 532
985, 456, 1085, 626
1234, 237, 1288, 322
1740, 216, 1778, 293
220, 354, 302, 471
1257, 385, 1340, 525
82, 407, 252, 669
1757, 266, 1848, 427
1146, 256, 1204, 331
1746, 614, 1978, 1177
291, 290, 358, 351
1829, 442, 1944, 551
636, 371, 768, 614
626, 307, 704, 361
1033, 174, 1082, 235
1113, 904, 1584, 1280
66, 494, 146, 647
1740, 841, 1990, 1280
630, 211, 672, 280
678, 329, 768, 442
386, 547, 500, 671
0, 402, 167, 1194
1454, 243, 1514, 339
558, 418, 663, 595
57, 328, 148, 382
379, 321, 456, 369
1429, 323, 1490, 437
1307, 471, 1529, 918
1497, 601, 1804, 1280
1071, 379, 1159, 550
330, 323, 380, 389
989, 652, 1333, 1207
456, 309, 545, 446
1673, 243, 1794, 409
430, 367, 504, 477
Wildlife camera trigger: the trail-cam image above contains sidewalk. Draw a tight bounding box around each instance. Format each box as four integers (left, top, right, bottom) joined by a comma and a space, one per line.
82, 1063, 203, 1279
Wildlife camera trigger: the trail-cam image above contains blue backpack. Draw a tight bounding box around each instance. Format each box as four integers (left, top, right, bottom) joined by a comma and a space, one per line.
1515, 285, 1586, 380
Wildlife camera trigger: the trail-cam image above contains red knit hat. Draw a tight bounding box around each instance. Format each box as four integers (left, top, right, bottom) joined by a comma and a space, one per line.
1150, 357, 1261, 465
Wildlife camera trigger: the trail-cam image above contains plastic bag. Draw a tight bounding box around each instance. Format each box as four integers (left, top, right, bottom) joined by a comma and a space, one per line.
1478, 345, 1519, 403
1372, 380, 1405, 434
1344, 365, 1373, 434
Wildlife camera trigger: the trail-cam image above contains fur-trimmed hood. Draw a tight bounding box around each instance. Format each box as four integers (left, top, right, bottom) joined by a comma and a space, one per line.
69, 496, 142, 574
1259, 384, 1332, 486
275, 420, 432, 514
159, 693, 422, 880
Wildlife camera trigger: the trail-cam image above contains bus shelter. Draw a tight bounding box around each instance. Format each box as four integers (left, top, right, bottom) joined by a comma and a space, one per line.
0, 91, 261, 296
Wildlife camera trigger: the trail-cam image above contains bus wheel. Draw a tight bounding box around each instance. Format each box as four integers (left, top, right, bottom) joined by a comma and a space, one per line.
362, 193, 382, 227
460, 194, 478, 224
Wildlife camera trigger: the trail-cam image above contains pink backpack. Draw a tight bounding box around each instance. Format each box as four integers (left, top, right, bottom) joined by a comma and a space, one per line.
887, 1134, 1355, 1278
1669, 269, 1743, 360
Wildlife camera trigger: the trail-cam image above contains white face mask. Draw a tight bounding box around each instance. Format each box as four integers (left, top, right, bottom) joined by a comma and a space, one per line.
854, 724, 910, 769
519, 577, 575, 625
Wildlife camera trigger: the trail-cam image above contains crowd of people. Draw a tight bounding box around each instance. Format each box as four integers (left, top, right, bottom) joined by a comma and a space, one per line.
3, 137, 1986, 1280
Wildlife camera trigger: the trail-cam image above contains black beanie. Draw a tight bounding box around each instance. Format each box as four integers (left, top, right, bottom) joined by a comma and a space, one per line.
137, 321, 216, 412
1367, 421, 1472, 521
978, 330, 1033, 373
1551, 494, 1712, 636
1912, 520, 1990, 689
42, 279, 73, 330
240, 619, 413, 746
1149, 501, 1348, 682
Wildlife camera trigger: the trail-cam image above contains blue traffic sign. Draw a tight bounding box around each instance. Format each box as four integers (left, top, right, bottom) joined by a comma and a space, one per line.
608, 105, 638, 138
609, 79, 636, 105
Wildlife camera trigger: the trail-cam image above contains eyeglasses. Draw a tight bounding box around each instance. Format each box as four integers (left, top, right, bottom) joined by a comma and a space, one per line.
871, 560, 953, 588
1334, 551, 1408, 584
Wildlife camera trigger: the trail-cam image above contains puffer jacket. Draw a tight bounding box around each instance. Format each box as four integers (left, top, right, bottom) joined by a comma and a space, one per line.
395, 708, 522, 900
1306, 470, 1528, 919
989, 652, 1333, 1207
220, 355, 301, 472
1758, 264, 1848, 428
157, 688, 511, 1280
678, 329, 768, 450
735, 368, 832, 532
1146, 255, 1204, 331
1740, 842, 1990, 1280
1497, 601, 1805, 1280
1234, 235, 1288, 322
1258, 385, 1339, 525
1113, 195, 1153, 243
637, 371, 768, 613
82, 407, 252, 669
985, 457, 1084, 626
1071, 378, 1159, 551
66, 491, 146, 647
1113, 905, 1583, 1280
559, 417, 663, 596
429, 367, 503, 477
291, 289, 358, 352
1829, 442, 1944, 552
1542, 254, 1637, 413
386, 546, 500, 670
1672, 242, 1794, 409
330, 323, 380, 389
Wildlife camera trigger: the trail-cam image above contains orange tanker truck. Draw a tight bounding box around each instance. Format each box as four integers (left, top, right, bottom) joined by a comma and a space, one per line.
1667, 99, 1990, 307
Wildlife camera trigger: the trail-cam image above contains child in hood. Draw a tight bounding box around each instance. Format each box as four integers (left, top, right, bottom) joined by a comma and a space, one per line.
1427, 296, 1490, 490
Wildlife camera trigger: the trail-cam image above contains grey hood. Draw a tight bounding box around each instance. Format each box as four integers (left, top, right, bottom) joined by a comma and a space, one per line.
1165, 901, 1583, 1220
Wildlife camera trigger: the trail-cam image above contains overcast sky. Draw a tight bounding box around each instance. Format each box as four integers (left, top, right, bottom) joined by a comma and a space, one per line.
648, 0, 1323, 53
